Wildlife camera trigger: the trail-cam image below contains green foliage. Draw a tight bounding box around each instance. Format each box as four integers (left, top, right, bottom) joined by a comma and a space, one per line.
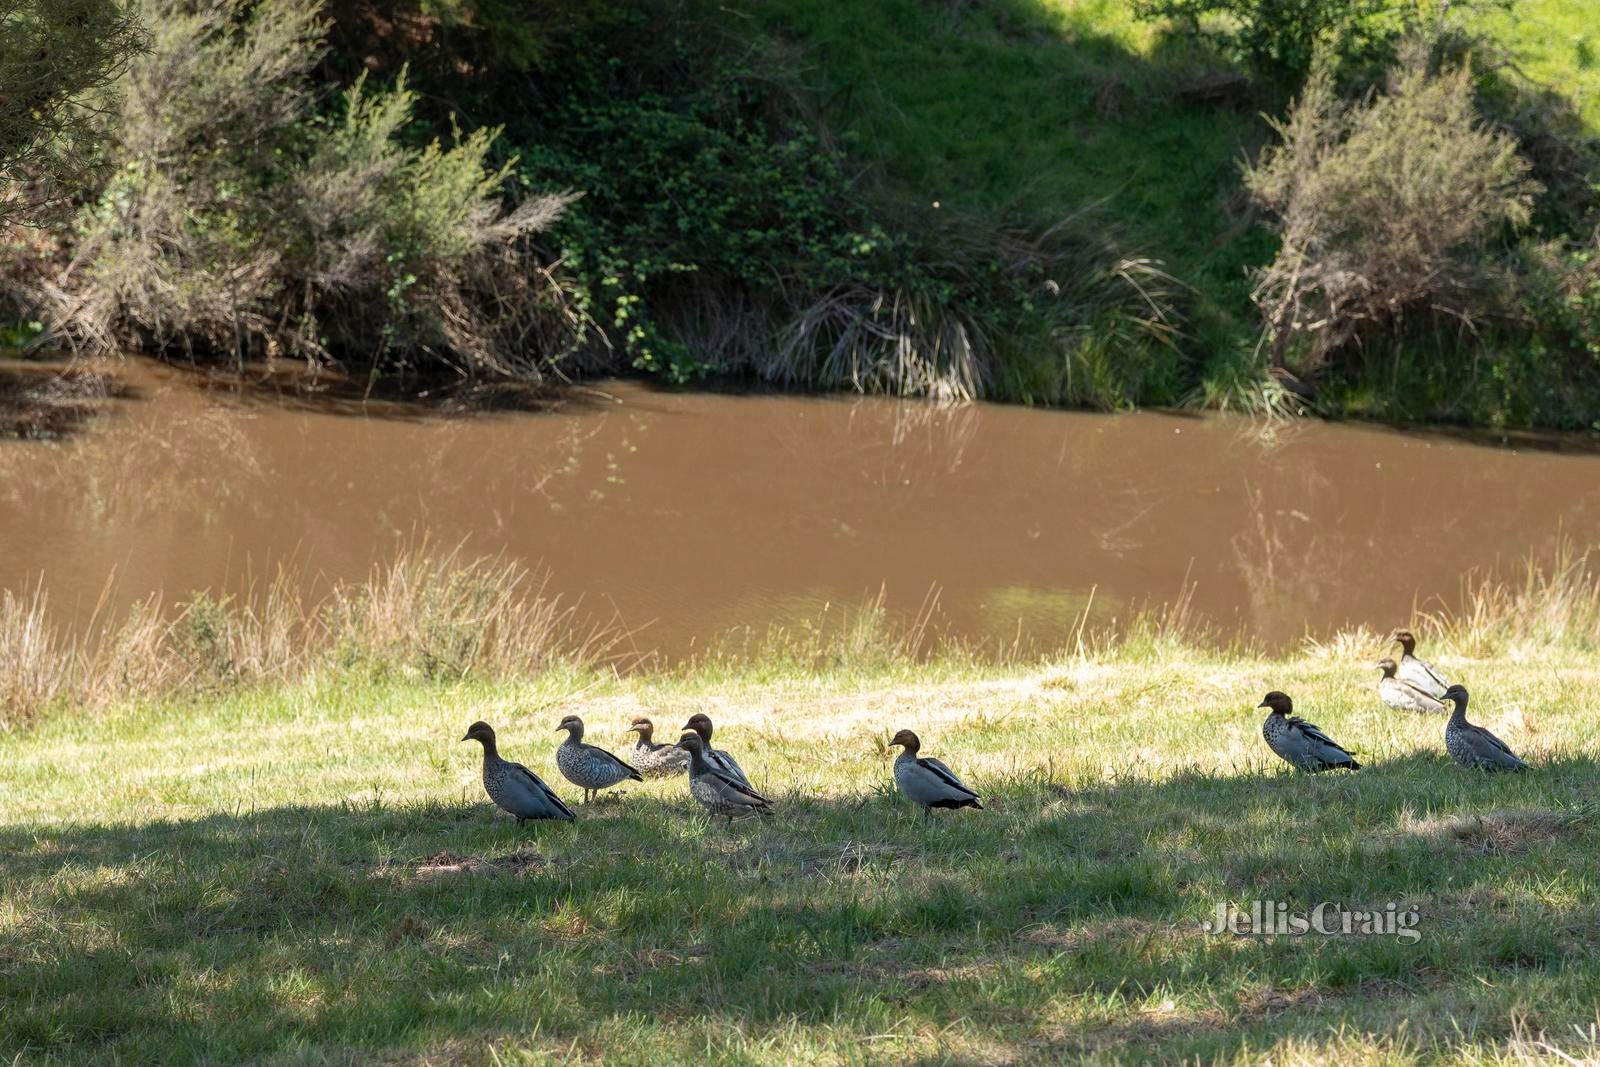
0, 0, 147, 224
27, 0, 579, 378
513, 46, 885, 382
1130, 0, 1495, 85
509, 7, 1181, 402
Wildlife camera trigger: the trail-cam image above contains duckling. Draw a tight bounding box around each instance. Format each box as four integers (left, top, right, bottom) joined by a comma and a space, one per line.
1388, 629, 1448, 698
888, 729, 982, 816
682, 713, 751, 788
1257, 691, 1361, 773
555, 714, 644, 802
1440, 684, 1528, 772
461, 721, 575, 822
675, 732, 772, 826
623, 716, 689, 778
1376, 658, 1446, 714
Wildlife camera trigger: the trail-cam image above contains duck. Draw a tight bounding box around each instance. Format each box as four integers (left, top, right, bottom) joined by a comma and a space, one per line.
1388, 629, 1449, 698
1376, 658, 1445, 714
1257, 691, 1360, 773
682, 713, 751, 788
1440, 684, 1528, 772
623, 716, 689, 778
675, 731, 772, 826
888, 729, 982, 816
461, 721, 575, 822
555, 714, 644, 802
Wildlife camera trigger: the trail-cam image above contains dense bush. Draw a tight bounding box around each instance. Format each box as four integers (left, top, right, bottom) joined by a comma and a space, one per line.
506, 7, 1182, 402
1244, 46, 1538, 375
19, 0, 582, 378
1132, 0, 1516, 88
0, 0, 146, 225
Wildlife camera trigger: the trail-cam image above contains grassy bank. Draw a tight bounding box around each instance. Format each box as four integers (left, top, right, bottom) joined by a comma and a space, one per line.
6, 555, 1600, 1061
6, 647, 1600, 1062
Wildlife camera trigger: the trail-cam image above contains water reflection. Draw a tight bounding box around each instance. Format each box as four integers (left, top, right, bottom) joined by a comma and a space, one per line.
4, 358, 1600, 652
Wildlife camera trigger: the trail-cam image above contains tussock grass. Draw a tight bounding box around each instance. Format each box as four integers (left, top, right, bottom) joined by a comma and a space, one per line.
0, 545, 617, 730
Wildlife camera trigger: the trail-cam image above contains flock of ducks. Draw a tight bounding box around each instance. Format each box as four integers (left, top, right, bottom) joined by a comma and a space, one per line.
461, 627, 1525, 828
461, 713, 980, 825
1259, 629, 1528, 774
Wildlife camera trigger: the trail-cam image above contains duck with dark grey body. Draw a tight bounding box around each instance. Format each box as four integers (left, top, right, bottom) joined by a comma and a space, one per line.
1440, 684, 1529, 772
461, 721, 575, 822
676, 732, 772, 826
1388, 629, 1449, 699
889, 729, 982, 816
682, 713, 751, 788
624, 716, 689, 778
1257, 692, 1361, 773
555, 714, 644, 802
1376, 658, 1446, 714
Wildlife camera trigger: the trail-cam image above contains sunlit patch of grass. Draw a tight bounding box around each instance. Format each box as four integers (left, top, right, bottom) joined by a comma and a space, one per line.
5, 621, 1600, 1060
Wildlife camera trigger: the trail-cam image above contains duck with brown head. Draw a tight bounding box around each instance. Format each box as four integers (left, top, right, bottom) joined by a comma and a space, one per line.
888, 729, 982, 817
675, 731, 772, 827
1388, 629, 1449, 698
623, 716, 690, 778
555, 714, 644, 802
1376, 658, 1446, 714
1257, 691, 1361, 773
682, 713, 751, 788
461, 721, 575, 823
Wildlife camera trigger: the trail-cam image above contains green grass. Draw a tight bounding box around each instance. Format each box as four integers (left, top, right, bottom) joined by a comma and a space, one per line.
6, 641, 1600, 1063
1475, 0, 1600, 130
753, 0, 1274, 348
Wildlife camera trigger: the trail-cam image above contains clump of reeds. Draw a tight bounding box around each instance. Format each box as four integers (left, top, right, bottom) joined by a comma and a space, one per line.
1303, 538, 1600, 661
1425, 539, 1600, 656
0, 547, 619, 730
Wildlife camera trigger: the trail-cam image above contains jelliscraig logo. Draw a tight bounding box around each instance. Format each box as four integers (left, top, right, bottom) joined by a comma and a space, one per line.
1204, 901, 1421, 943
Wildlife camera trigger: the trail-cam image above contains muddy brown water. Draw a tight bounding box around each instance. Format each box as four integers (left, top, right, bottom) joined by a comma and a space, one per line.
4, 357, 1600, 658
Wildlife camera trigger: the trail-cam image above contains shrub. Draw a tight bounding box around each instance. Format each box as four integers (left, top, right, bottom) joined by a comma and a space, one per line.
1243, 44, 1540, 379
21, 0, 583, 379
1131, 0, 1407, 85
0, 0, 147, 224
1131, 0, 1512, 87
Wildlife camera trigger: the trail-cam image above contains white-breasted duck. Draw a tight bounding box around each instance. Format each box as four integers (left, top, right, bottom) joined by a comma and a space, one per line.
1388, 629, 1449, 699
675, 732, 772, 826
1376, 658, 1445, 714
624, 716, 689, 778
682, 713, 751, 788
1257, 691, 1361, 773
461, 720, 575, 823
1440, 684, 1528, 772
888, 729, 982, 816
555, 714, 644, 802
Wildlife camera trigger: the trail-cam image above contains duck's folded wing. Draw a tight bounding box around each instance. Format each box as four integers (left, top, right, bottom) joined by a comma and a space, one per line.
707, 767, 770, 806
1399, 657, 1448, 696
1397, 680, 1444, 712
582, 742, 643, 780
917, 756, 979, 799
1472, 725, 1527, 764
1292, 719, 1354, 760
507, 761, 576, 819
711, 748, 750, 786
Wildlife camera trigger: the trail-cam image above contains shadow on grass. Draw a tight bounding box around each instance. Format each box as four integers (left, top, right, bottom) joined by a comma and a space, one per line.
4, 753, 1599, 1060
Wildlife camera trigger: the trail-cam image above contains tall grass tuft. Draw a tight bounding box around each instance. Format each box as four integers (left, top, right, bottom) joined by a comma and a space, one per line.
1425, 539, 1600, 656
0, 547, 619, 730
